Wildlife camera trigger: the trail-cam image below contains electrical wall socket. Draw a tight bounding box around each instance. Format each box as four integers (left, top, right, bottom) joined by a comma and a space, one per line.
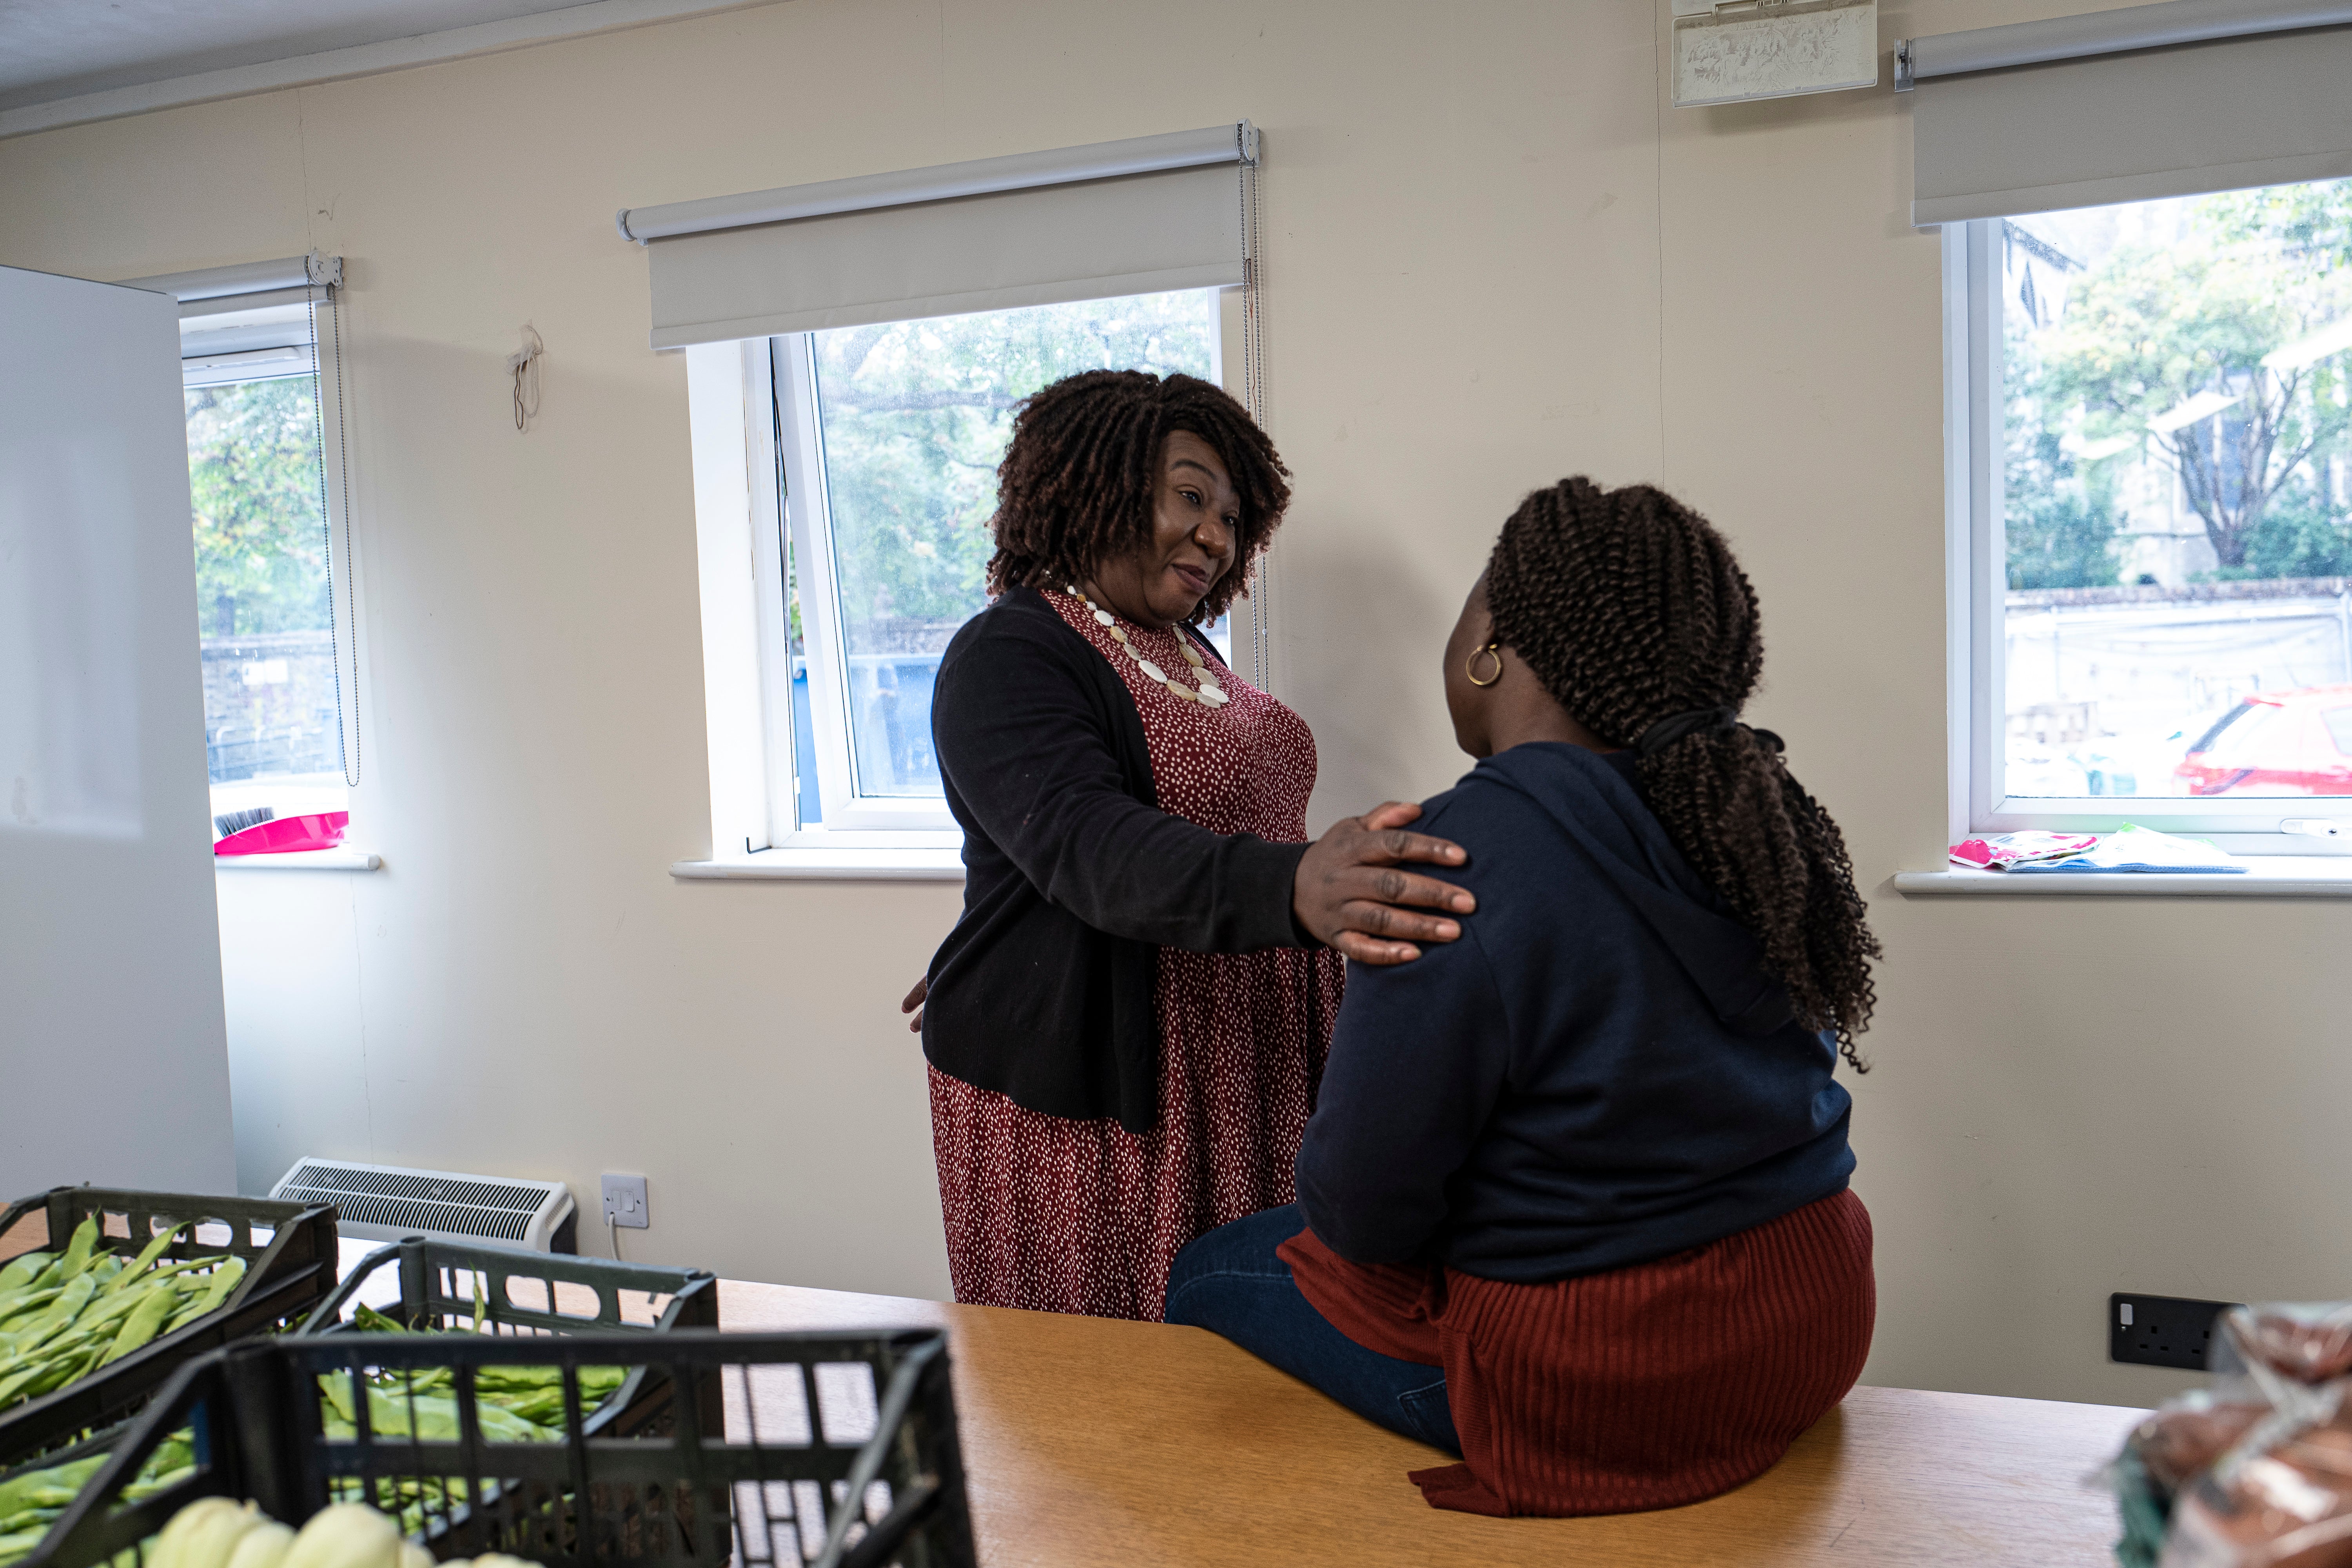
2111, 1292, 2238, 1370
601, 1173, 649, 1230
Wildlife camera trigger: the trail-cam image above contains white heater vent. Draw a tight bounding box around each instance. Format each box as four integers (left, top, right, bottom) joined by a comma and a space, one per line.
270, 1158, 575, 1251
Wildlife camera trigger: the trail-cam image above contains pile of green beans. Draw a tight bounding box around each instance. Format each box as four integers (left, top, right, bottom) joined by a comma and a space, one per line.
0, 1219, 247, 1419
319, 1303, 628, 1537
0, 1273, 633, 1565
0, 1430, 195, 1565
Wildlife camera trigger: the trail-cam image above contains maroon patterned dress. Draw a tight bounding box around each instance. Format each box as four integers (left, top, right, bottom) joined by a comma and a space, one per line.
927, 589, 1346, 1321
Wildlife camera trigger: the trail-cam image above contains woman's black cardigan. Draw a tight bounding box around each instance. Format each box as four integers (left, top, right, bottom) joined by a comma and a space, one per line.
922, 587, 1314, 1134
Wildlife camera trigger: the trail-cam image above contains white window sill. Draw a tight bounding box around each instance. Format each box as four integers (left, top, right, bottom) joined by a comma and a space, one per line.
670, 840, 964, 882
213, 847, 381, 872
1895, 856, 2352, 897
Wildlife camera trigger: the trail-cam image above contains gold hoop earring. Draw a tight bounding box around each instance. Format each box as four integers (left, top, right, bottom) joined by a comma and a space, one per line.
1465, 644, 1504, 687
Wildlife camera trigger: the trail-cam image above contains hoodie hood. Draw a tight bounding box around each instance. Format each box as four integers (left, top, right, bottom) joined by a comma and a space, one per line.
1466, 742, 1794, 1036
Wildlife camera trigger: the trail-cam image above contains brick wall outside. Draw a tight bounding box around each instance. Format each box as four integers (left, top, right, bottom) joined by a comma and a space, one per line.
199, 629, 342, 782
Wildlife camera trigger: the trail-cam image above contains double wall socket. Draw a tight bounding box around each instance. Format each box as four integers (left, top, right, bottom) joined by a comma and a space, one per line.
2111, 1293, 2238, 1370
601, 1173, 649, 1230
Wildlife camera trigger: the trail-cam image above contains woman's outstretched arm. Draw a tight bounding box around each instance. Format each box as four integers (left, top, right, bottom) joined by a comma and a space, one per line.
935, 619, 1470, 957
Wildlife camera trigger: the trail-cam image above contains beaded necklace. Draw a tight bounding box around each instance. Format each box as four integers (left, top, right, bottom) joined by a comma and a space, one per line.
1066, 584, 1230, 708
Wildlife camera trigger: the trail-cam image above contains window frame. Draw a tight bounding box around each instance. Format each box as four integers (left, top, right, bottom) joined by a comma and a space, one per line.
681, 335, 965, 872
680, 290, 1254, 877
1944, 216, 2352, 856
180, 321, 360, 838
769, 332, 963, 833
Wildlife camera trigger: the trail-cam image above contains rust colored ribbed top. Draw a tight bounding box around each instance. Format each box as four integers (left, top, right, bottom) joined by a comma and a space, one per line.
1278, 1188, 1877, 1516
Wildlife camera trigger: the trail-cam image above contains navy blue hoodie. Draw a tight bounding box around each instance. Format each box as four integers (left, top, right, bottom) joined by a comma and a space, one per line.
1294, 742, 1855, 1284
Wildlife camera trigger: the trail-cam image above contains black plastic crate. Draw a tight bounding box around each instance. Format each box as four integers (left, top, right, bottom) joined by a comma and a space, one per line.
301, 1237, 717, 1338
0, 1188, 339, 1468
25, 1328, 974, 1568
0, 1240, 722, 1563
297, 1238, 721, 1442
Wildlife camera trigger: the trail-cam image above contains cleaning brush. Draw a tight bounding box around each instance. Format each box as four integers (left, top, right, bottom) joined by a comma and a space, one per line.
214, 806, 275, 840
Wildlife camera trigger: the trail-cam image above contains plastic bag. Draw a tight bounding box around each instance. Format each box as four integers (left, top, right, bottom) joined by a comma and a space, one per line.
2225, 1306, 2352, 1387
2117, 1303, 2352, 1568
2139, 1393, 2274, 1492
2161, 1398, 2352, 1568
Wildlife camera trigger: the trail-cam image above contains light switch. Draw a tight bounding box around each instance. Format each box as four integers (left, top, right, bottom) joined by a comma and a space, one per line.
601, 1173, 649, 1229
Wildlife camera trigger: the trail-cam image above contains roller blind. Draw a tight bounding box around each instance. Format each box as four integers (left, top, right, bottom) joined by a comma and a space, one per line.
124, 252, 343, 372
620, 123, 1258, 349
128, 255, 331, 318
1907, 1, 2352, 225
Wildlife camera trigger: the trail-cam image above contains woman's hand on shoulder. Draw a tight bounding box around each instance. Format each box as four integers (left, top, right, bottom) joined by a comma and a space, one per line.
1294, 802, 1474, 965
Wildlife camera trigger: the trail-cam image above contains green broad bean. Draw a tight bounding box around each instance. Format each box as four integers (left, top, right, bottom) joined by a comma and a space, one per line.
0, 1255, 51, 1294
98, 1286, 175, 1365
125, 1464, 195, 1498
103, 1226, 185, 1295
80, 1279, 166, 1333
0, 1526, 49, 1566
357, 1385, 548, 1443
0, 1288, 64, 1329
351, 1304, 408, 1334
54, 1218, 98, 1282
22, 1275, 95, 1340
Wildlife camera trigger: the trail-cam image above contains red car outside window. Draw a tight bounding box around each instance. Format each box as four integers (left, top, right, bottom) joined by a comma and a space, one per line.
2175, 685, 2352, 796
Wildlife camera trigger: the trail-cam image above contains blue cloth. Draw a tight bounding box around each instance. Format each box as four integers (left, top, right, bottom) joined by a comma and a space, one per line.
2011, 859, 2243, 874
1295, 743, 1856, 1284
1164, 1204, 1461, 1454
2007, 823, 2245, 874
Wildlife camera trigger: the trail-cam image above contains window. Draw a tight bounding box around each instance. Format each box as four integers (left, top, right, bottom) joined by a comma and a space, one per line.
1948, 177, 2352, 848
648, 125, 1259, 874
182, 312, 350, 831
767, 288, 1225, 833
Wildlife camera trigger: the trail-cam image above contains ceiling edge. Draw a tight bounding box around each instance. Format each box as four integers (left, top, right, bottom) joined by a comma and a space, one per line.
0, 0, 775, 141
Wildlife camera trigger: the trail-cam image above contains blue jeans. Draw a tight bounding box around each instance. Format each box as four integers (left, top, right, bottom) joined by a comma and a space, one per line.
1164, 1204, 1461, 1455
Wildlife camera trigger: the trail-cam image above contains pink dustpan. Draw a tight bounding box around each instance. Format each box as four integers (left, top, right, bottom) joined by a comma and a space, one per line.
214, 810, 349, 856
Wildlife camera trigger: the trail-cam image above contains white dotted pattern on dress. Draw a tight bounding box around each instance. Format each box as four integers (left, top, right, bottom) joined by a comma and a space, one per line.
927, 591, 1347, 1321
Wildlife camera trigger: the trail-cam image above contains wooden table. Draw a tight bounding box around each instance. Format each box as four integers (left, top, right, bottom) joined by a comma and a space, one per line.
5, 1229, 2140, 1564
715, 1276, 2145, 1568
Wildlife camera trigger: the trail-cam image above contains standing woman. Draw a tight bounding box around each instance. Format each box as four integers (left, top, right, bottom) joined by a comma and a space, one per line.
906, 370, 1473, 1321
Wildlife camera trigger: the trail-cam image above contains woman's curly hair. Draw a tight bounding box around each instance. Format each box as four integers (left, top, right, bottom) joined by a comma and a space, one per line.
1484, 476, 1882, 1071
985, 370, 1291, 624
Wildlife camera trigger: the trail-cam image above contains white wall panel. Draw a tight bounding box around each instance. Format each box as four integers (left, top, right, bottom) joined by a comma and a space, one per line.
0, 266, 236, 1199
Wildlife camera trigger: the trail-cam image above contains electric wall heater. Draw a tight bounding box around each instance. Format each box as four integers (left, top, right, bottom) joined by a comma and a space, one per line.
270, 1159, 578, 1253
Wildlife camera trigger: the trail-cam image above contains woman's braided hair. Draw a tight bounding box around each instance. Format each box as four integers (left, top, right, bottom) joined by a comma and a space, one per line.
986, 370, 1290, 624
1484, 476, 1881, 1070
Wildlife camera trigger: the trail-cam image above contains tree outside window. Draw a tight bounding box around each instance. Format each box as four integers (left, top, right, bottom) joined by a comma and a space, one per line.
184, 375, 345, 816
1998, 180, 2352, 799
800, 291, 1217, 802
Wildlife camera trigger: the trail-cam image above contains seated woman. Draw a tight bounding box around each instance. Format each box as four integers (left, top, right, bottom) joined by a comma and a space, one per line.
1164, 475, 1880, 1518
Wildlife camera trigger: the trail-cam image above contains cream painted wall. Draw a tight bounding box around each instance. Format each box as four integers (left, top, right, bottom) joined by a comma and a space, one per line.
3, 0, 2342, 1407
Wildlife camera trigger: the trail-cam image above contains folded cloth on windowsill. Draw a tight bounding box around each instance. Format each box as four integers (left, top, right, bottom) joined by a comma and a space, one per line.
1949, 831, 2099, 870
2009, 823, 2245, 874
